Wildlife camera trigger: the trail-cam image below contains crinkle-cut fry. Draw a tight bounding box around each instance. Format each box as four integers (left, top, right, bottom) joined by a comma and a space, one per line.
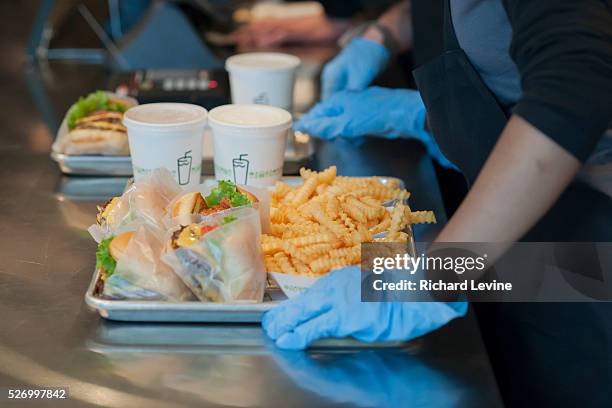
306, 204, 349, 237
392, 189, 411, 201
282, 228, 322, 239
347, 186, 410, 201
341, 200, 367, 224
264, 234, 310, 263
389, 203, 408, 233
282, 190, 296, 204
405, 209, 437, 224
310, 256, 351, 275
359, 196, 384, 208
280, 230, 302, 239
334, 176, 381, 186
321, 183, 350, 198
346, 195, 384, 219
270, 207, 281, 223
270, 223, 289, 237
271, 222, 320, 237
274, 181, 292, 199
317, 165, 337, 184
335, 181, 388, 194
280, 240, 310, 264
370, 215, 392, 235
315, 184, 328, 195
285, 210, 313, 226
287, 225, 324, 238
325, 196, 340, 220
300, 167, 316, 179
349, 224, 373, 246
339, 209, 357, 231
343, 186, 387, 200
271, 206, 297, 224
274, 252, 297, 275
297, 194, 326, 215
287, 232, 335, 247
292, 175, 319, 205
291, 257, 313, 276
261, 234, 276, 243
261, 239, 283, 255
329, 245, 361, 263
300, 243, 334, 259
264, 255, 280, 273
358, 224, 373, 242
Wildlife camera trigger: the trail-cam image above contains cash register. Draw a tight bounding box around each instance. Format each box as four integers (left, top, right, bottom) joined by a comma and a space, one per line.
108, 69, 230, 110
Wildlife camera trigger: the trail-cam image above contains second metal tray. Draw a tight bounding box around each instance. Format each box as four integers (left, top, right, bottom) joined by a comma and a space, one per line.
52, 131, 314, 176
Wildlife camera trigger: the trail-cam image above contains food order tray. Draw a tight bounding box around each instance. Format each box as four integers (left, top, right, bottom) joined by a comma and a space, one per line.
84, 176, 412, 323
86, 322, 421, 352
51, 130, 314, 176
85, 271, 285, 323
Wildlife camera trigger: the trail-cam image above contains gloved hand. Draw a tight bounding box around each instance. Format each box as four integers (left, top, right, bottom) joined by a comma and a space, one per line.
321, 37, 389, 100
263, 266, 467, 350
295, 86, 456, 169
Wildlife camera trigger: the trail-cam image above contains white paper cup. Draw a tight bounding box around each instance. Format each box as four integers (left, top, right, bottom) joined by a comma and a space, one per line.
226, 52, 300, 111
123, 103, 207, 187
209, 104, 292, 187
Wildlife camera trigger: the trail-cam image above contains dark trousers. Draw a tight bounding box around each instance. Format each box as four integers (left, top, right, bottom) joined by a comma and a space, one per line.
473, 183, 612, 407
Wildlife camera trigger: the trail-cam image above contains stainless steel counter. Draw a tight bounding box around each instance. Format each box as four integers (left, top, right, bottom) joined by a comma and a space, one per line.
0, 121, 503, 408
0, 3, 502, 406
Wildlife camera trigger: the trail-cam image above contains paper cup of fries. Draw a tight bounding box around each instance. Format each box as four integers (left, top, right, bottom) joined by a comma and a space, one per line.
209, 104, 292, 188
262, 166, 436, 298
269, 272, 319, 298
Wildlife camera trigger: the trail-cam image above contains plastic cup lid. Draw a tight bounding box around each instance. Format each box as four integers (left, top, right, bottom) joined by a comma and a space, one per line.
208, 104, 292, 134
226, 52, 300, 73
123, 103, 207, 132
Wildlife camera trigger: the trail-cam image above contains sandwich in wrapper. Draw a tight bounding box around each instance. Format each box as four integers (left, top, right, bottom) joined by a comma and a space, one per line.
95, 224, 194, 301
89, 168, 182, 241
162, 207, 266, 303
170, 180, 258, 223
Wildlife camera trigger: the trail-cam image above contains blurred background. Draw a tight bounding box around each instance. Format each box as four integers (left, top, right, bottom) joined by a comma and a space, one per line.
13, 0, 430, 152
19, 0, 410, 137
9, 0, 449, 214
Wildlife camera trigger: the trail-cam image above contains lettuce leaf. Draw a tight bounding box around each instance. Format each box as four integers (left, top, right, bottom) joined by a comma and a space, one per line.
96, 237, 117, 277
66, 91, 127, 130
222, 215, 237, 224
204, 180, 250, 208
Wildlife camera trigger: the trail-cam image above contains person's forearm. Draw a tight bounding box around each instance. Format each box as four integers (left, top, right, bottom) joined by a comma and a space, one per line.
435, 115, 581, 260
363, 0, 413, 52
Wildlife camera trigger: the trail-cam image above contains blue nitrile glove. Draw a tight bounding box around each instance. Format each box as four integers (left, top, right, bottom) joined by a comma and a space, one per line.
295, 86, 456, 169
321, 37, 390, 100
262, 266, 467, 350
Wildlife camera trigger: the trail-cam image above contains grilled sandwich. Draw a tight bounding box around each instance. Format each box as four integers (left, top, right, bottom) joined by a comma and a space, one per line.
66, 111, 129, 155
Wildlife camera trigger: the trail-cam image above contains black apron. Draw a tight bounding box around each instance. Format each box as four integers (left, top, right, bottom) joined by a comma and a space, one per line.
413, 1, 612, 406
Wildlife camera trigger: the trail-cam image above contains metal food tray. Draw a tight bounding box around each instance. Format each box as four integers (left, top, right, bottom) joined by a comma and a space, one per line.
86, 322, 421, 352
84, 176, 410, 323
85, 270, 284, 323
51, 131, 314, 176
